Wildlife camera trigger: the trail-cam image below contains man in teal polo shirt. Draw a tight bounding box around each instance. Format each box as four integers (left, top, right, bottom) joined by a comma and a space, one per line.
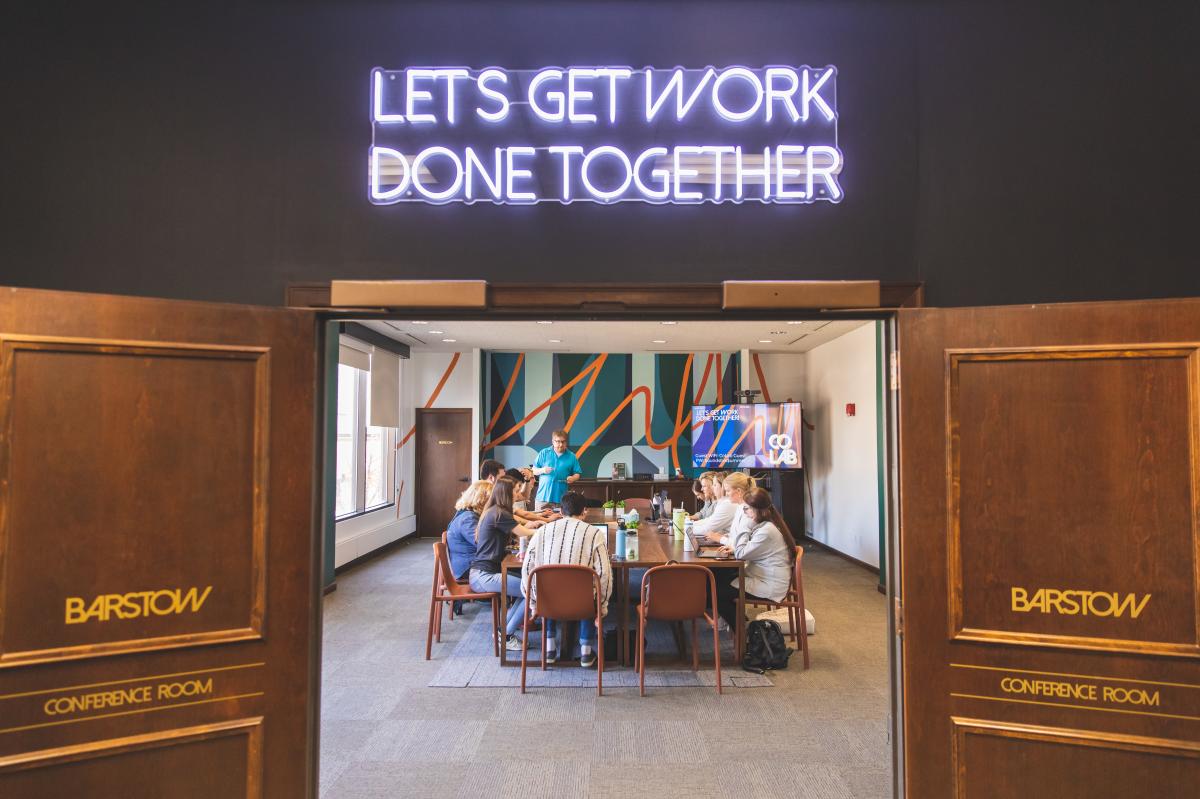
532, 429, 582, 510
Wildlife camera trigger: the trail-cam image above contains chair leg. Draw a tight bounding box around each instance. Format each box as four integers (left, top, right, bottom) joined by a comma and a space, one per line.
712, 617, 723, 695
798, 605, 810, 670
596, 611, 604, 697
491, 597, 500, 657
435, 597, 443, 642
425, 596, 438, 661
691, 618, 699, 671
638, 611, 647, 697
520, 606, 531, 693
541, 615, 548, 671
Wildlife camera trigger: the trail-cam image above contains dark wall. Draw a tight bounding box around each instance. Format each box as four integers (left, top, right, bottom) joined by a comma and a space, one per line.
2, 2, 1196, 307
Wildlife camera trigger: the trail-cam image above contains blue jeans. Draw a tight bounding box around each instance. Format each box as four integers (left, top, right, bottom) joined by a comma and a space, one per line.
469, 570, 525, 636
545, 617, 601, 649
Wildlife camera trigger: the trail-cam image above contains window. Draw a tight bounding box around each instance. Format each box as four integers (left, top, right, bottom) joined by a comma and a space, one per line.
336, 357, 397, 519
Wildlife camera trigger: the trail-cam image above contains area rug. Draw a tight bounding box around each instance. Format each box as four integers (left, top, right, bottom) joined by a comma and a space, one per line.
428, 604, 774, 688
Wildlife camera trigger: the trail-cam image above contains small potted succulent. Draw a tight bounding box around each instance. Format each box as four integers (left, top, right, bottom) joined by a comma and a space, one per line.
602, 499, 616, 518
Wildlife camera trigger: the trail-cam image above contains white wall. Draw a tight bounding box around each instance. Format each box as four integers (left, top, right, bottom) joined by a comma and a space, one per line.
746, 325, 881, 567
800, 322, 880, 567
335, 347, 481, 568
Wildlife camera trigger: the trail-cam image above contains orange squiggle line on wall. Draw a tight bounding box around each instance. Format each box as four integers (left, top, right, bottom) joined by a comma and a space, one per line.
398, 352, 462, 448
483, 353, 524, 436
564, 354, 606, 433
717, 354, 723, 403
479, 354, 608, 451
669, 354, 694, 471
693, 353, 714, 404
751, 352, 772, 403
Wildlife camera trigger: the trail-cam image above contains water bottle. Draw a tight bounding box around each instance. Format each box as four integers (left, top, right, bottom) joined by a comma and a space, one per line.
673, 508, 688, 540
615, 520, 627, 560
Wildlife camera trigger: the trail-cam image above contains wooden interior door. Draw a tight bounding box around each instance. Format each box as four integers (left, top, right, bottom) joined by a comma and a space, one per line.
0, 288, 319, 798
415, 408, 472, 537
899, 298, 1200, 798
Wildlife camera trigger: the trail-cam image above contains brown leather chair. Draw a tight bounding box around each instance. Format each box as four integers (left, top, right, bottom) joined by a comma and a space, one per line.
745, 546, 810, 669
621, 497, 653, 517
521, 564, 605, 695
637, 563, 721, 696
425, 542, 500, 660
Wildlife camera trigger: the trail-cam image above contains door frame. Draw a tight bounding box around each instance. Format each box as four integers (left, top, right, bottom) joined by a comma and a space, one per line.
308, 280, 914, 798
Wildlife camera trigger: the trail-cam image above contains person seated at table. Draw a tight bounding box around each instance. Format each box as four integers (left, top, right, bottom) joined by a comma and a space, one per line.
520, 491, 613, 667
481, 458, 535, 485
469, 477, 546, 651
689, 473, 714, 520
508, 469, 559, 523
704, 472, 756, 545
447, 480, 491, 581
691, 470, 736, 539
712, 487, 796, 632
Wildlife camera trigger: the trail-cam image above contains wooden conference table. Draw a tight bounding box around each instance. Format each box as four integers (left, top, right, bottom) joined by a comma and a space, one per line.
498, 509, 746, 667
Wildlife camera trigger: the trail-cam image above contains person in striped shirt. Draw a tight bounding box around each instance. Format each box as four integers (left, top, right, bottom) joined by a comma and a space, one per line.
521, 491, 613, 667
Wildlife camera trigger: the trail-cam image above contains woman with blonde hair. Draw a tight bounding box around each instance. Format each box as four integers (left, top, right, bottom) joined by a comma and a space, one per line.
713, 487, 796, 630
703, 471, 758, 544
691, 470, 739, 539
446, 480, 492, 581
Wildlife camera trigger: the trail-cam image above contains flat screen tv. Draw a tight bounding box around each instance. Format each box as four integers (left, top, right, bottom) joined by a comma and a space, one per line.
691, 402, 802, 470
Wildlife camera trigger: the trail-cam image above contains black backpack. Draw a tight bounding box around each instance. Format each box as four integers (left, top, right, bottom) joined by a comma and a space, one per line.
742, 619, 793, 673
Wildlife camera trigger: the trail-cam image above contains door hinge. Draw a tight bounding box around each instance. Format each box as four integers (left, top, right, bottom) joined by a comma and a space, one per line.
893, 597, 904, 637
889, 350, 900, 392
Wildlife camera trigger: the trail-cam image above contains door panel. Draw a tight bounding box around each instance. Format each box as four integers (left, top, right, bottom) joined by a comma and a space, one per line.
0, 288, 317, 798
415, 408, 472, 537
900, 299, 1200, 798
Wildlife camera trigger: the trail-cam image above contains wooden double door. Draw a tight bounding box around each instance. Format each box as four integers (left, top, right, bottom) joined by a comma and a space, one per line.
899, 298, 1200, 797
1, 286, 1197, 798
0, 288, 319, 798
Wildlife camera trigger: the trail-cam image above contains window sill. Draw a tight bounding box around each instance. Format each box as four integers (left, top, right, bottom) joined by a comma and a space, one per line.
335, 502, 395, 523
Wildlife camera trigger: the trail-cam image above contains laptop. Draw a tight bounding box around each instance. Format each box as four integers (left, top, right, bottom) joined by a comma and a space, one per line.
686, 528, 733, 559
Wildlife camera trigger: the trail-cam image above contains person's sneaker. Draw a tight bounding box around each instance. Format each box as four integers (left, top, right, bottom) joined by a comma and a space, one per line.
505, 634, 526, 652
545, 643, 558, 664
580, 648, 597, 668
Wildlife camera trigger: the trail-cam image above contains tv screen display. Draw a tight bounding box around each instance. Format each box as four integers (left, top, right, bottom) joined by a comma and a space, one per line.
691, 402, 802, 470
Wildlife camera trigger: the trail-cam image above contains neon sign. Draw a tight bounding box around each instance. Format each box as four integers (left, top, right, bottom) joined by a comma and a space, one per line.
368, 66, 841, 205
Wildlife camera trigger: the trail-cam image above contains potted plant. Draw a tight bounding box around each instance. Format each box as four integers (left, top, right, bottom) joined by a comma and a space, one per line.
602, 499, 616, 518
615, 500, 625, 520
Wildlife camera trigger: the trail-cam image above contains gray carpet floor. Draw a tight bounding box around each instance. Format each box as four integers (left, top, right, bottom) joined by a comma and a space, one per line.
320, 539, 892, 798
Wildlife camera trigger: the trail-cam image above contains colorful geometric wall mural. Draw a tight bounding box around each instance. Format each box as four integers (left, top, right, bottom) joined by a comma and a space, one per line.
480, 351, 740, 478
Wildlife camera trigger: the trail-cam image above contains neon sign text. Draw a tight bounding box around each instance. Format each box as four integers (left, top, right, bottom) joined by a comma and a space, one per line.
369, 65, 841, 205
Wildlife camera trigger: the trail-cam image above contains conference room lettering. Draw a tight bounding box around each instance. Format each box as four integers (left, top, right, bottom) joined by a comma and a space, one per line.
64, 586, 213, 624
998, 677, 1161, 707
42, 678, 215, 717
369, 65, 842, 205
1010, 587, 1151, 619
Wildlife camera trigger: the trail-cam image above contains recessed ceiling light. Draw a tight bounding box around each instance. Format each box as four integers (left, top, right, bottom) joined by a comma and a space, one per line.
758, 339, 773, 343
537, 320, 553, 325
548, 339, 561, 343
412, 321, 428, 325
652, 339, 667, 344
661, 321, 677, 325
787, 321, 803, 325
442, 338, 456, 343
429, 330, 444, 334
